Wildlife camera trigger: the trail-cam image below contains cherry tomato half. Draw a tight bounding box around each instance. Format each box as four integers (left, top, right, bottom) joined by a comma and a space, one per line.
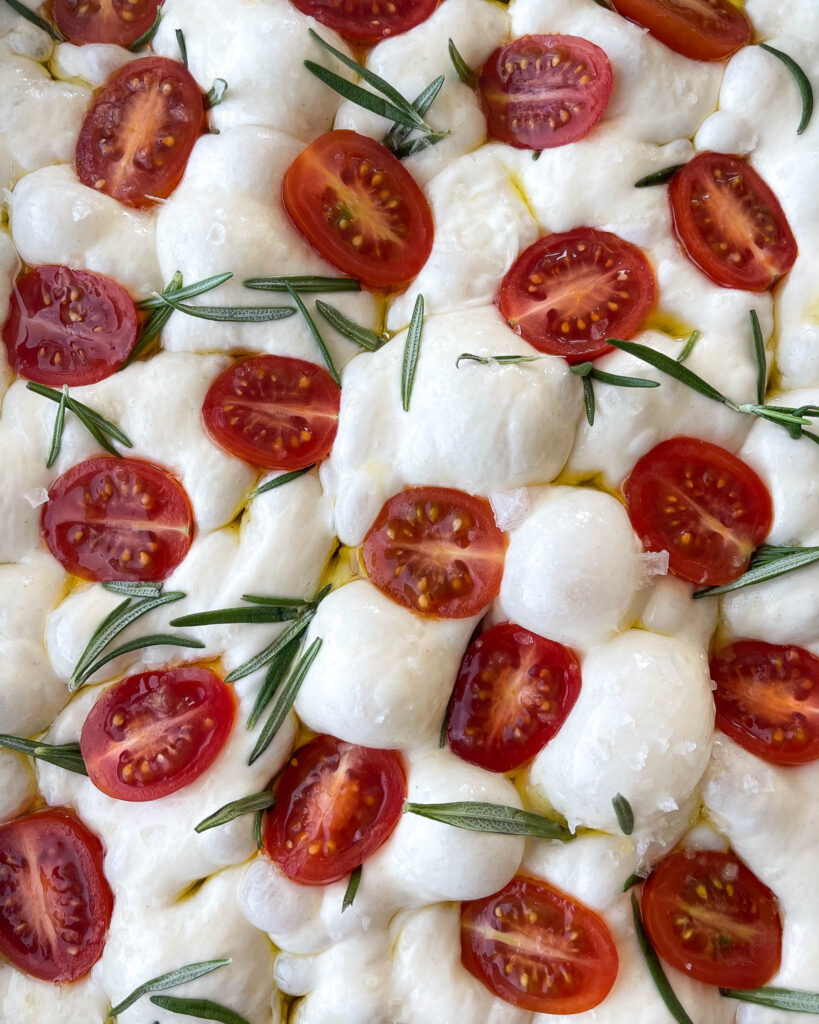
52, 0, 163, 47
282, 130, 434, 290
642, 848, 782, 989
711, 640, 819, 766
41, 456, 195, 582
202, 355, 341, 471
461, 876, 619, 1013
447, 623, 581, 773
3, 265, 138, 386
669, 153, 797, 292
497, 228, 656, 362
75, 57, 206, 209
290, 0, 440, 44
480, 35, 613, 151
361, 486, 507, 618
0, 808, 113, 983
80, 667, 237, 801
609, 0, 751, 62
623, 436, 772, 586
263, 734, 406, 885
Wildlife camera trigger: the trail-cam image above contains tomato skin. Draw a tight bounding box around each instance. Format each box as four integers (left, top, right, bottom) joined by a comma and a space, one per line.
3, 265, 138, 386
52, 0, 163, 47
623, 436, 773, 586
480, 35, 613, 151
81, 667, 237, 801
202, 355, 341, 471
361, 486, 507, 619
447, 623, 581, 773
461, 876, 619, 1013
75, 57, 207, 209
609, 0, 751, 62
41, 456, 195, 582
263, 734, 406, 885
497, 228, 656, 363
289, 0, 440, 44
711, 641, 819, 766
0, 808, 113, 983
282, 130, 434, 290
669, 153, 797, 292
642, 849, 782, 989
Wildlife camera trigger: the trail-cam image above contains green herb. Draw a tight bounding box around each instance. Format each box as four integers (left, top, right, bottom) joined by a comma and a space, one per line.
720, 986, 819, 1013
438, 701, 451, 749
315, 301, 387, 351
153, 293, 296, 323
612, 793, 634, 835
252, 809, 263, 849
342, 865, 362, 912
283, 284, 341, 385
634, 164, 686, 188
195, 792, 276, 834
125, 272, 184, 366
0, 0, 62, 39
176, 28, 188, 66
241, 595, 313, 608
532, 150, 542, 160
694, 544, 819, 599
758, 44, 814, 135
448, 39, 477, 88
401, 294, 425, 412
631, 894, 695, 1024
0, 735, 86, 776
78, 633, 204, 685
246, 635, 302, 729
207, 79, 228, 108
455, 352, 543, 367
750, 309, 766, 405
581, 375, 595, 426
136, 273, 233, 310
244, 275, 360, 294
248, 637, 323, 764
128, 7, 162, 50
27, 382, 133, 462
570, 361, 660, 389
249, 466, 315, 498
171, 606, 301, 627
149, 995, 250, 1024
109, 959, 231, 1016
676, 329, 700, 363
103, 581, 163, 598
227, 608, 316, 684
403, 801, 573, 842
591, 0, 611, 7
383, 75, 448, 158
46, 385, 68, 468
622, 872, 643, 892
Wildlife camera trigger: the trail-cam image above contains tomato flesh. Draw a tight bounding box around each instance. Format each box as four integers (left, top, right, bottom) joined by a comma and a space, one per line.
623, 436, 773, 586
41, 456, 195, 582
3, 265, 138, 387
282, 130, 434, 290
461, 876, 619, 1013
642, 849, 782, 989
0, 808, 113, 983
361, 486, 507, 619
609, 0, 751, 62
290, 0, 440, 44
480, 35, 613, 151
81, 667, 237, 801
52, 0, 163, 47
75, 57, 206, 209
669, 153, 797, 292
447, 623, 582, 773
497, 228, 656, 362
263, 734, 406, 885
202, 355, 341, 471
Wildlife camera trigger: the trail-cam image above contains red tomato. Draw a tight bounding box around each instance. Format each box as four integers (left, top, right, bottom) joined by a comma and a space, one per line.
52, 0, 163, 47
81, 667, 237, 801
461, 876, 619, 1013
497, 228, 656, 363
361, 486, 507, 618
623, 436, 772, 586
0, 808, 113, 983
263, 734, 406, 885
669, 153, 797, 292
447, 623, 581, 773
282, 130, 434, 290
609, 0, 751, 62
41, 456, 195, 582
480, 35, 613, 151
711, 641, 819, 766
642, 849, 782, 989
75, 57, 206, 209
290, 0, 440, 44
202, 355, 341, 471
3, 265, 138, 386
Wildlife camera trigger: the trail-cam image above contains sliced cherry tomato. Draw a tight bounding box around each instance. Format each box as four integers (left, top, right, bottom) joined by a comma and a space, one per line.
80, 667, 236, 801
52, 0, 163, 47
282, 130, 434, 290
480, 35, 613, 151
669, 153, 797, 292
710, 640, 819, 766
497, 228, 656, 363
0, 808, 113, 983
447, 623, 581, 773
75, 57, 206, 209
3, 265, 138, 386
263, 734, 406, 885
609, 0, 751, 62
202, 355, 341, 471
361, 486, 507, 618
623, 436, 772, 587
461, 876, 619, 1013
642, 848, 782, 989
41, 456, 194, 582
290, 0, 440, 44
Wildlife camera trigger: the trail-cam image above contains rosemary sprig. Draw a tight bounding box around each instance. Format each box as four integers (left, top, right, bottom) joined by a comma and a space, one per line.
27, 382, 133, 463
109, 958, 231, 1016
246, 635, 301, 729
171, 605, 302, 627
103, 580, 163, 598
750, 309, 766, 405
720, 986, 819, 1013
124, 271, 184, 366
153, 293, 296, 323
694, 545, 819, 599
676, 329, 700, 363
207, 79, 228, 108
226, 607, 317, 684
78, 633, 205, 684
244, 275, 360, 293
758, 44, 814, 135
0, 735, 87, 776
176, 27, 188, 67
612, 793, 634, 836
136, 273, 233, 310
403, 801, 573, 842
571, 361, 659, 390
383, 75, 448, 159
448, 39, 477, 88
127, 6, 161, 51
195, 792, 276, 834
1, 0, 62, 39
315, 301, 387, 352
401, 294, 425, 412
47, 385, 68, 468
248, 637, 323, 764
249, 466, 316, 498
631, 894, 695, 1024
634, 164, 686, 188
149, 995, 250, 1024
342, 865, 362, 911
283, 283, 341, 386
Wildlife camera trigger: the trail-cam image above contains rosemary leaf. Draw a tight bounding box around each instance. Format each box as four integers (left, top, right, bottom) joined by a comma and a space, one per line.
153, 294, 296, 323
758, 43, 814, 135
403, 801, 573, 842
622, 872, 643, 892
0, 0, 62, 39
305, 60, 423, 132
109, 959, 231, 1016
750, 309, 766, 405
342, 865, 362, 911
240, 595, 312, 608
383, 75, 447, 155
581, 375, 595, 426
244, 275, 360, 294
283, 284, 341, 386
694, 545, 819, 599
315, 300, 387, 351
246, 635, 301, 729
455, 352, 542, 367
0, 735, 87, 776
591, 0, 611, 7
47, 385, 68, 468
606, 338, 729, 405
448, 38, 477, 88
676, 329, 700, 363
438, 700, 451, 749
253, 808, 263, 849
176, 27, 188, 66
125, 271, 184, 367
532, 150, 542, 160
207, 78, 228, 108
226, 609, 316, 684
571, 363, 660, 389
631, 894, 695, 1024
248, 637, 323, 764
634, 164, 686, 188
249, 466, 315, 498
171, 606, 301, 627
401, 294, 425, 412
136, 272, 233, 310
78, 634, 205, 687
720, 986, 819, 1013
71, 403, 121, 457
612, 793, 634, 835
392, 132, 447, 159
103, 580, 163, 598
150, 995, 250, 1024
195, 792, 276, 833
26, 382, 133, 460
127, 6, 161, 50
